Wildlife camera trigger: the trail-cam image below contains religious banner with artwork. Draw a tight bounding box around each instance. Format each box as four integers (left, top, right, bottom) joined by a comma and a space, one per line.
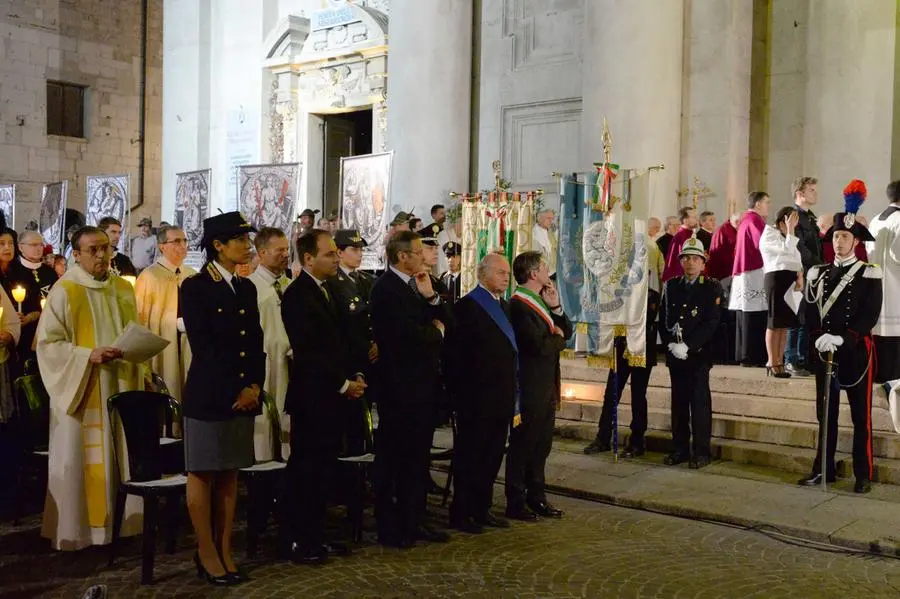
238, 163, 301, 234
459, 191, 536, 297
85, 175, 129, 252
175, 169, 211, 252
0, 184, 14, 229
340, 151, 393, 271
40, 181, 68, 254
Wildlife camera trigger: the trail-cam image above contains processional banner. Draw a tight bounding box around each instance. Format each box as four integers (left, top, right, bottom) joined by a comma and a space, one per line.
40, 181, 68, 254
238, 163, 301, 234
85, 175, 129, 252
175, 169, 211, 252
340, 152, 393, 271
460, 191, 535, 296
557, 169, 650, 366
0, 184, 14, 229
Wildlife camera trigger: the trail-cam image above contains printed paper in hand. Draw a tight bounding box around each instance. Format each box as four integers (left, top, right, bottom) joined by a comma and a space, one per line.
784, 287, 803, 315
113, 322, 170, 363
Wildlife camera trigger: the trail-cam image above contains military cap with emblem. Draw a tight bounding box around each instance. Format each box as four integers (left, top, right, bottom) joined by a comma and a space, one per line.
419, 231, 440, 247
200, 211, 257, 248
334, 229, 368, 249
824, 179, 875, 242
390, 211, 413, 226
678, 234, 707, 261
443, 241, 460, 257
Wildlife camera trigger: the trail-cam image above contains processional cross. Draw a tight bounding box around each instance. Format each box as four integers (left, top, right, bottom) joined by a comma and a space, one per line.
677, 177, 712, 210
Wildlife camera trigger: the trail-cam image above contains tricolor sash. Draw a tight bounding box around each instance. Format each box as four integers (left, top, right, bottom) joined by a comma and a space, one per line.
512, 287, 554, 331
468, 285, 522, 426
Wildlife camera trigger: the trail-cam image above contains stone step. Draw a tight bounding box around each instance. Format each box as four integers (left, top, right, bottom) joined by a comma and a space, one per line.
557, 406, 900, 460
555, 422, 900, 484
561, 359, 817, 400
558, 387, 897, 433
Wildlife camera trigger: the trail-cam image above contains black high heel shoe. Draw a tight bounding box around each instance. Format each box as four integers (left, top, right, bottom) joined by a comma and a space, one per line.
193, 552, 235, 586
765, 364, 792, 379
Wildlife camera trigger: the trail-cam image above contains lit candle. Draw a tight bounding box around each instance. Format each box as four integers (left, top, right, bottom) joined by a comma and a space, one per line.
122, 275, 137, 287
0, 306, 3, 323
11, 285, 25, 313
40, 298, 46, 310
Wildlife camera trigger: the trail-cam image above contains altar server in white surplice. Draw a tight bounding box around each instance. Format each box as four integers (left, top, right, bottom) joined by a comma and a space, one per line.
867, 180, 900, 385
248, 227, 292, 461
135, 225, 196, 403
36, 226, 149, 550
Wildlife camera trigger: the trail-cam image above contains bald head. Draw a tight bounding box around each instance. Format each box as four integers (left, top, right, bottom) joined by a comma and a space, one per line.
477, 252, 511, 295
647, 217, 661, 238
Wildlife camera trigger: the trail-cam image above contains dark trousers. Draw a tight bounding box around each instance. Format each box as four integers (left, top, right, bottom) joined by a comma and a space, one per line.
284, 408, 341, 551
452, 411, 509, 519
811, 350, 874, 481
505, 401, 554, 510
597, 361, 652, 449
668, 360, 712, 457
373, 403, 433, 539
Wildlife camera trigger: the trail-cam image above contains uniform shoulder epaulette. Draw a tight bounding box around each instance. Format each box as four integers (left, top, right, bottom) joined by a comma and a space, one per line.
205, 262, 222, 282
863, 263, 883, 279
807, 265, 823, 281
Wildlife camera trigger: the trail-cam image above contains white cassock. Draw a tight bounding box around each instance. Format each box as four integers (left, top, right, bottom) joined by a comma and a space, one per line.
135, 257, 196, 402
532, 223, 558, 276
867, 204, 900, 383
36, 265, 149, 550
248, 266, 292, 461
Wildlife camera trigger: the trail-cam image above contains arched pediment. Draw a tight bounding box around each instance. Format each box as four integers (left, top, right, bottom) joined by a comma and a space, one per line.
263, 14, 311, 67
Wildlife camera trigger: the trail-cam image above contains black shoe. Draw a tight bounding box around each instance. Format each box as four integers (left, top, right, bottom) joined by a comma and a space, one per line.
475, 512, 510, 528
785, 363, 812, 377
449, 515, 484, 534
414, 524, 450, 543
797, 472, 836, 486
663, 453, 689, 466
584, 439, 611, 455
528, 501, 563, 518
322, 542, 352, 557
224, 567, 249, 584
621, 445, 645, 458
289, 544, 328, 565
505, 506, 539, 521
193, 552, 236, 585
689, 456, 710, 469
854, 479, 872, 494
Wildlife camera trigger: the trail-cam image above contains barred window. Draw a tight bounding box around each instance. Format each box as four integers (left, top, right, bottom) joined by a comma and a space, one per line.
47, 81, 86, 138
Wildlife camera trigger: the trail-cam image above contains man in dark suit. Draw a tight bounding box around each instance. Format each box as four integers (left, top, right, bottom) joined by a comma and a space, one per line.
439, 241, 462, 304
330, 229, 377, 455
370, 230, 451, 548
281, 229, 367, 564
446, 253, 518, 532
98, 217, 137, 276
506, 251, 573, 519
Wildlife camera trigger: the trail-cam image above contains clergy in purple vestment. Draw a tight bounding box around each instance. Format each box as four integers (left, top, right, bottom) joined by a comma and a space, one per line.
728, 192, 770, 367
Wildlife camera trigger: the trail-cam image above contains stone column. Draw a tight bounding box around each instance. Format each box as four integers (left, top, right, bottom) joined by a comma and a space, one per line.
680, 0, 753, 219
581, 0, 685, 218
387, 0, 472, 219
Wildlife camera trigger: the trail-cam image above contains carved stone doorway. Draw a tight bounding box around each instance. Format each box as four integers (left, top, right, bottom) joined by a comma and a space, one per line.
321, 108, 373, 218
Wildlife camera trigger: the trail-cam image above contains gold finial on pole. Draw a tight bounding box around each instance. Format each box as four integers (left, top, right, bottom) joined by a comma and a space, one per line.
601, 118, 612, 165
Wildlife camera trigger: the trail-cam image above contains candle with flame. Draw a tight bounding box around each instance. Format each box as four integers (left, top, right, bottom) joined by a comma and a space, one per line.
122, 275, 137, 287
40, 298, 46, 310
11, 286, 26, 313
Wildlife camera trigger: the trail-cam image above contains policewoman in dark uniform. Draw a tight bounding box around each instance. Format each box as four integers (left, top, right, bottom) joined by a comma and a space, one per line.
180, 212, 265, 585
330, 229, 376, 454
439, 241, 462, 304
798, 212, 882, 493
660, 235, 724, 469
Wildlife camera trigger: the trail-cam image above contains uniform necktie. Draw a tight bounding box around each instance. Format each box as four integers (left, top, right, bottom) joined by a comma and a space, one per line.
408, 276, 419, 296
349, 271, 359, 284
320, 282, 331, 303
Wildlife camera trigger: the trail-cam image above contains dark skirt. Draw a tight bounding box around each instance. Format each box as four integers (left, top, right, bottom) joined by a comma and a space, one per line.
735, 310, 768, 366
183, 415, 255, 472
764, 270, 800, 330
874, 336, 900, 383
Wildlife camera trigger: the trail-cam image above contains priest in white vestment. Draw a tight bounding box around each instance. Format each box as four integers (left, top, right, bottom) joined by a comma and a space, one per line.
37, 226, 149, 550
867, 181, 900, 387
532, 209, 558, 278
135, 225, 196, 402
247, 227, 292, 461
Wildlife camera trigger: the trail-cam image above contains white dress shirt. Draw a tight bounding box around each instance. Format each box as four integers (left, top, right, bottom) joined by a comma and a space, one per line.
213, 261, 236, 291
759, 225, 802, 274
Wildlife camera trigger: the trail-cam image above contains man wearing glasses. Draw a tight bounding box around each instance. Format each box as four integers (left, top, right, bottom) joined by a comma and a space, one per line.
10, 230, 59, 366
135, 225, 197, 404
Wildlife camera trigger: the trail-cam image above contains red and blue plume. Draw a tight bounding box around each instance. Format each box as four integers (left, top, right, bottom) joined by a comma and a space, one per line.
843, 179, 867, 215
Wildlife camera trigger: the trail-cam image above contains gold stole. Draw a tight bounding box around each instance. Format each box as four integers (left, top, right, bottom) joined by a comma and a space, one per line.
60, 278, 136, 529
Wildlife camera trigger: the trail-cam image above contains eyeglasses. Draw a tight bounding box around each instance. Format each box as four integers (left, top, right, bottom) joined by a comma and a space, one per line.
20, 242, 44, 247
161, 239, 188, 246
80, 244, 110, 256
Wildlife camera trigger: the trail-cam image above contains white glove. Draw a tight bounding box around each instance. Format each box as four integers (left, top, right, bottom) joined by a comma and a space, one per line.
668, 342, 689, 360
814, 334, 844, 353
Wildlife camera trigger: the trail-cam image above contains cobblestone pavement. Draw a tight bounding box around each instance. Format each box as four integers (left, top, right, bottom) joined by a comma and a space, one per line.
3, 488, 900, 599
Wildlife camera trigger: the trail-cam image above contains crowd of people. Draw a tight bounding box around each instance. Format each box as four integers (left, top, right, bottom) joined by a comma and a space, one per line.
585, 175, 899, 495
0, 201, 574, 587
